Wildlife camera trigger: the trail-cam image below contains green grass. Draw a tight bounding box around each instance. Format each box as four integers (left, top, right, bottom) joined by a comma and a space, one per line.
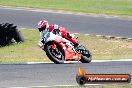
0, 29, 49, 63
0, 0, 132, 16
77, 34, 132, 60
0, 29, 132, 63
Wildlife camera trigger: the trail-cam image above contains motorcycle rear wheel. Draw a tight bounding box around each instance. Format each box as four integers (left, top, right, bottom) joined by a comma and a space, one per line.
80, 53, 92, 63
78, 45, 92, 63
45, 42, 65, 64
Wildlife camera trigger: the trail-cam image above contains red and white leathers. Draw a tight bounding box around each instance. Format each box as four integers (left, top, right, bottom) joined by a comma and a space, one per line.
37, 20, 78, 47
48, 24, 78, 45
38, 24, 78, 47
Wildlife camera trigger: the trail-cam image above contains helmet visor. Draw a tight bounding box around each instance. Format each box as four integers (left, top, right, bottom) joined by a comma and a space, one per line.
38, 25, 46, 32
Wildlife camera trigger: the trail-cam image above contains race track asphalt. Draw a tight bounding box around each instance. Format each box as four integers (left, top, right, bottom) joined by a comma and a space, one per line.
0, 61, 132, 87
0, 6, 132, 38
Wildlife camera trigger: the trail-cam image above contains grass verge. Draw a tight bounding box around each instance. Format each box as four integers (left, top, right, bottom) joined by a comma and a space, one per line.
0, 29, 132, 63
0, 0, 132, 16
0, 29, 48, 63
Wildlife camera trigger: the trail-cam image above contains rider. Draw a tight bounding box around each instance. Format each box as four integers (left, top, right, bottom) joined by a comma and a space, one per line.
37, 20, 79, 48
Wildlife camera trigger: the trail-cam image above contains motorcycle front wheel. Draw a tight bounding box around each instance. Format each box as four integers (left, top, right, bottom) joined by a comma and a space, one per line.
45, 42, 65, 64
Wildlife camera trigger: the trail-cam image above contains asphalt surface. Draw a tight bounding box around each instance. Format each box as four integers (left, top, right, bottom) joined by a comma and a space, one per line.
0, 61, 131, 87
0, 6, 132, 38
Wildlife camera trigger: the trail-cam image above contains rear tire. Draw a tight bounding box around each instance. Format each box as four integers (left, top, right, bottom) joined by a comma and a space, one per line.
77, 45, 92, 63
80, 53, 92, 63
45, 42, 65, 64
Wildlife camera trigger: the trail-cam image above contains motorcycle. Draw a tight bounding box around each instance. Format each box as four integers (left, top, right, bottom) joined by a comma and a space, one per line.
41, 31, 92, 64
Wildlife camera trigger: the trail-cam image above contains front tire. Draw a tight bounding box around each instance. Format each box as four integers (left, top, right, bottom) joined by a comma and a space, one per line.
45, 42, 65, 64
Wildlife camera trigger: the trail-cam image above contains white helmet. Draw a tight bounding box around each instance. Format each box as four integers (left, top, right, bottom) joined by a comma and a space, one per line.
38, 20, 49, 32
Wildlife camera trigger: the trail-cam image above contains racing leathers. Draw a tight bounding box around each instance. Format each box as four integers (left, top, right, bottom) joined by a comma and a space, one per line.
38, 24, 78, 48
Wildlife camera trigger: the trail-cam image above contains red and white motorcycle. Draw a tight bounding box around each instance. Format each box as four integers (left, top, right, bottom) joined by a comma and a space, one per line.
41, 31, 92, 64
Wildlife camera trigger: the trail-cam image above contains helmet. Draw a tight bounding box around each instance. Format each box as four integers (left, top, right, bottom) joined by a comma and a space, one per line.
38, 20, 49, 32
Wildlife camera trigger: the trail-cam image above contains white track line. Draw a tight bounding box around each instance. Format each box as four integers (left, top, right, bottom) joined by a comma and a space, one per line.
10, 84, 122, 88
20, 28, 132, 40
92, 59, 132, 62
25, 59, 132, 64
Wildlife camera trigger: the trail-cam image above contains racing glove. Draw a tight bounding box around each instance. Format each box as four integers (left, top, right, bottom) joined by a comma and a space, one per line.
53, 24, 60, 34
